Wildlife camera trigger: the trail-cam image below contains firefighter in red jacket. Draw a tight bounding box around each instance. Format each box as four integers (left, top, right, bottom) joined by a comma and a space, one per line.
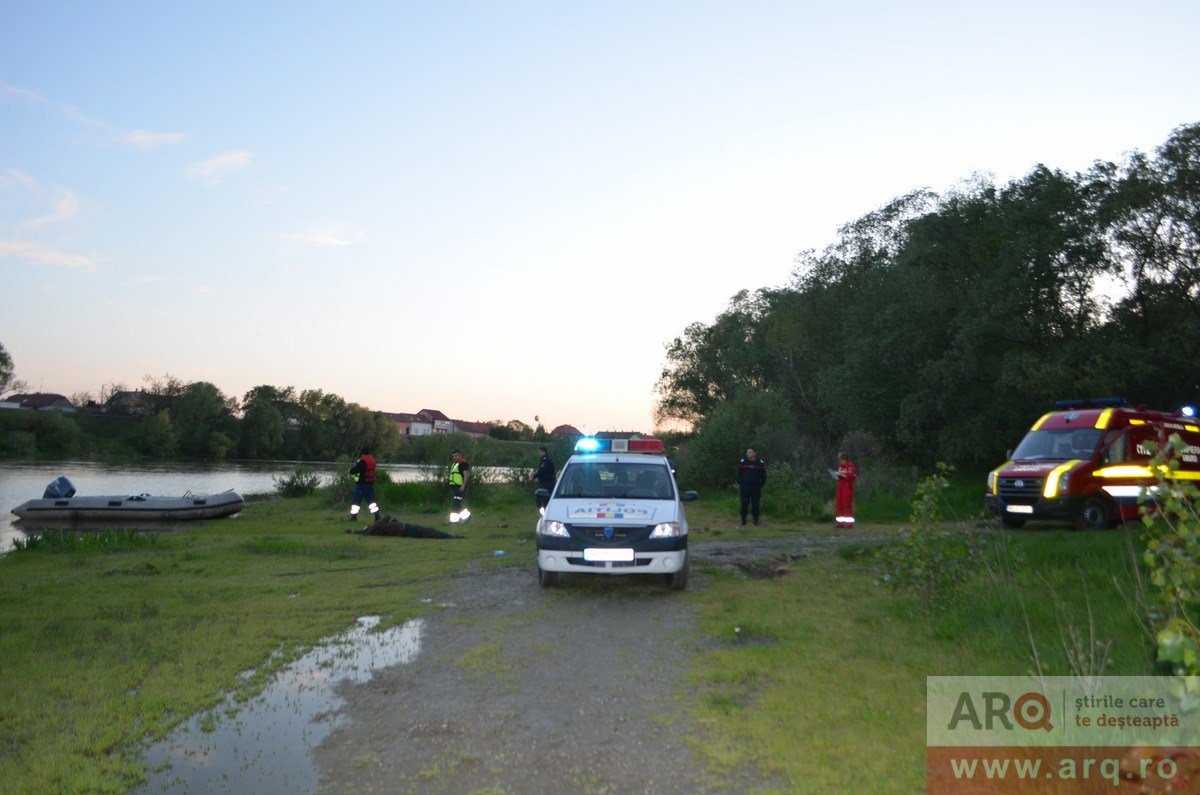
348, 446, 380, 524
835, 452, 857, 528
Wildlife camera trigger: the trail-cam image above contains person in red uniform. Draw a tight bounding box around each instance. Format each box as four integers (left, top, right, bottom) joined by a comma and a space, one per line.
348, 446, 380, 524
835, 452, 857, 529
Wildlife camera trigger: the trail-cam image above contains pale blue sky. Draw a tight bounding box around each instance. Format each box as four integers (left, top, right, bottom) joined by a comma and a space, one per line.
2, 1, 1197, 432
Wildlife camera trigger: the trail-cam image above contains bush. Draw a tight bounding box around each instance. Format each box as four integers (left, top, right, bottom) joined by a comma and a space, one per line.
877, 463, 983, 610
1140, 434, 1200, 675
274, 467, 322, 498
4, 430, 36, 457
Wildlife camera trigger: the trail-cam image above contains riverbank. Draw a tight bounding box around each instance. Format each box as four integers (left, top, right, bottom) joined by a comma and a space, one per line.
0, 488, 1153, 793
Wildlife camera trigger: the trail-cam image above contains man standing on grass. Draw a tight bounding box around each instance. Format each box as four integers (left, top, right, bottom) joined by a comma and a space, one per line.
534, 445, 556, 515
348, 446, 380, 525
449, 449, 472, 524
736, 447, 767, 526
835, 452, 858, 528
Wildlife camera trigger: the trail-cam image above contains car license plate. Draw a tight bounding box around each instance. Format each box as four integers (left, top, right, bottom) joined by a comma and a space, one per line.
584, 547, 634, 562
1006, 505, 1034, 514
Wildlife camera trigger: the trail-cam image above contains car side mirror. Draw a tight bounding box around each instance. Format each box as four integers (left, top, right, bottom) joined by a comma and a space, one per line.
1006, 449, 1013, 459
534, 488, 550, 499
681, 491, 698, 502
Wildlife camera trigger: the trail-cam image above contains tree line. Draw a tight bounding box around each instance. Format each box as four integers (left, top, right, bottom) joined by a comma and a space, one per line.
0, 362, 568, 466
656, 123, 1200, 486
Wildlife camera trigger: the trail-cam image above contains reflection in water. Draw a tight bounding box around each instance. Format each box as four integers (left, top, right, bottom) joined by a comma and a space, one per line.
139, 616, 423, 794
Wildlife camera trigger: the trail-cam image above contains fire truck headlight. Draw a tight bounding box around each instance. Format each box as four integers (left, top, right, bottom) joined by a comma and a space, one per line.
986, 471, 997, 491
1058, 472, 1071, 493
539, 520, 568, 537
650, 522, 682, 538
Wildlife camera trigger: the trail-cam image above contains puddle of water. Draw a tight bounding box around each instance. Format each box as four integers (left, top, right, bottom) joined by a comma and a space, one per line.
138, 616, 423, 794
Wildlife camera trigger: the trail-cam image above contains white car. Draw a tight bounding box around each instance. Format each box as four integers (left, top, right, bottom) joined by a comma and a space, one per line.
535, 437, 697, 589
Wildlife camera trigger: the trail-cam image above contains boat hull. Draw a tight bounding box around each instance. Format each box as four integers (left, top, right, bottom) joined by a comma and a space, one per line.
11, 491, 244, 521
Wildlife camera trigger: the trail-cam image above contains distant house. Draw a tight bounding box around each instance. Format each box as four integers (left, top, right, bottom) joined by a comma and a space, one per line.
104, 390, 158, 417
383, 411, 432, 437
452, 419, 491, 439
7, 393, 76, 412
418, 408, 454, 435
550, 424, 584, 438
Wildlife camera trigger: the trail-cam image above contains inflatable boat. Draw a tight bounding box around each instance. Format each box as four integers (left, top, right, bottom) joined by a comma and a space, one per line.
12, 489, 244, 522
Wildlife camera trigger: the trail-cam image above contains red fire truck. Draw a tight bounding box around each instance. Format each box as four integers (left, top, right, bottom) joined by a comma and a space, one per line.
985, 398, 1200, 530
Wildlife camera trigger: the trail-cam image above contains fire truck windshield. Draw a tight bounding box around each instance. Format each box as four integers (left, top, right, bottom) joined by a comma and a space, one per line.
1011, 428, 1103, 461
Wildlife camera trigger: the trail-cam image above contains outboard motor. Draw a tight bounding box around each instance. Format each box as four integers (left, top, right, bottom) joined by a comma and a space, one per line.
43, 476, 77, 499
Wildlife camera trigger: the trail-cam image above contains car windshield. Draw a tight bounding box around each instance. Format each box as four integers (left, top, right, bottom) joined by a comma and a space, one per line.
554, 461, 675, 500
1011, 428, 1102, 461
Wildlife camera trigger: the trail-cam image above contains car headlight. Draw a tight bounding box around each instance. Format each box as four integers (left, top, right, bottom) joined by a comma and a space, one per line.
539, 520, 568, 537
650, 522, 682, 538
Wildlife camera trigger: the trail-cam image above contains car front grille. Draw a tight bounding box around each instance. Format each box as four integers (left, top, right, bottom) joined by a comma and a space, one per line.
998, 477, 1043, 504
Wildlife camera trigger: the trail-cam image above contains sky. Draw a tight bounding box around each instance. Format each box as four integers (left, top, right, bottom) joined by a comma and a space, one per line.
2, 1, 1198, 433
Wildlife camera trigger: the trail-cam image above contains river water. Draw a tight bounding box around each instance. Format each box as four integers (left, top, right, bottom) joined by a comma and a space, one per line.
0, 460, 433, 553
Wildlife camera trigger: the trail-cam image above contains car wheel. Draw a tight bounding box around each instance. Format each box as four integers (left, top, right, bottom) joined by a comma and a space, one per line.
1000, 513, 1027, 529
665, 560, 689, 591
538, 566, 557, 587
1076, 497, 1113, 531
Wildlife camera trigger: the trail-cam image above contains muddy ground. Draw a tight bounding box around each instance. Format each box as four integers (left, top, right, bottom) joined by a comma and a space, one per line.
312, 534, 869, 794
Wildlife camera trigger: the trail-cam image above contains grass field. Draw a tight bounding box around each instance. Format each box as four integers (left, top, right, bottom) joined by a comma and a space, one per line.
0, 481, 1157, 793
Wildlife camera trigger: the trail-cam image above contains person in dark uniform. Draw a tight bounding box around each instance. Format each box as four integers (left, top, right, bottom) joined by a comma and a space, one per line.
736, 447, 767, 526
449, 449, 472, 524
534, 446, 556, 515
348, 446, 380, 524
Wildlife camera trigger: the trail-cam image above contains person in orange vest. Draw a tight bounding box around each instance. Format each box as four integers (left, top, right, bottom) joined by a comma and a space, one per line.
348, 446, 380, 524
835, 452, 858, 529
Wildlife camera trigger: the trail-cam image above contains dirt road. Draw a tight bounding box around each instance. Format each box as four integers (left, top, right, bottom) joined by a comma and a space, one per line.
312, 535, 858, 794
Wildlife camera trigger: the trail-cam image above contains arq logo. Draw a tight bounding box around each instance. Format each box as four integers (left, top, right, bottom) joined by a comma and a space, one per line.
947, 691, 1053, 732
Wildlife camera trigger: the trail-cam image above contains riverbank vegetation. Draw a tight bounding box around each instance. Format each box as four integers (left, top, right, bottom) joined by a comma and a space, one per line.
0, 476, 1162, 793
658, 122, 1200, 488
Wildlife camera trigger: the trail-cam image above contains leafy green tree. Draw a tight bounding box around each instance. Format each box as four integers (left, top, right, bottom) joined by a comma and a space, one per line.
239, 398, 285, 459
31, 412, 82, 456
0, 342, 28, 397
656, 123, 1200, 477
135, 410, 179, 458
172, 382, 237, 458
684, 388, 799, 489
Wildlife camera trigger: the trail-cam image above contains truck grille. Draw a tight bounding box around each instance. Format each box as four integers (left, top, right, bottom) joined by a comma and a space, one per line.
998, 477, 1043, 505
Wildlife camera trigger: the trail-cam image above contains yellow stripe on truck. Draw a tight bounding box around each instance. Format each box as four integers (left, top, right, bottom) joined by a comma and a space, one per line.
1031, 412, 1054, 430
1043, 460, 1082, 499
1095, 465, 1200, 481
990, 461, 1013, 495
1095, 408, 1114, 430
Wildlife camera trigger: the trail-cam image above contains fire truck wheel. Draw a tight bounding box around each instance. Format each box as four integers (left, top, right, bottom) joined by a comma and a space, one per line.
1000, 514, 1026, 529
1077, 497, 1114, 532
